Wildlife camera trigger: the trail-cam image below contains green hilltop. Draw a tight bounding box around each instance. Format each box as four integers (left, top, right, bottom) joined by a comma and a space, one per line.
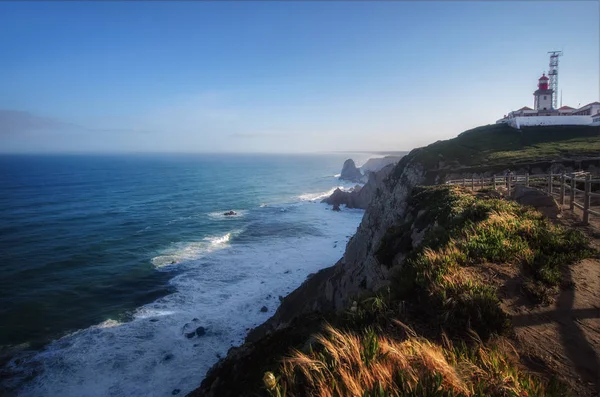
411, 124, 600, 169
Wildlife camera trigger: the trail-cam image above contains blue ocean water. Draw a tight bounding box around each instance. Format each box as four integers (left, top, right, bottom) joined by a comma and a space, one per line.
0, 153, 370, 396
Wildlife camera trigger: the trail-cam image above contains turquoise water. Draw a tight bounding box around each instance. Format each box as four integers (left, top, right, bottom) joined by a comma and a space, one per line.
0, 153, 369, 396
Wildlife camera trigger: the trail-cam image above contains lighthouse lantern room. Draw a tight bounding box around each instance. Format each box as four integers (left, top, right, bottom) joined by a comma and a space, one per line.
533, 73, 553, 111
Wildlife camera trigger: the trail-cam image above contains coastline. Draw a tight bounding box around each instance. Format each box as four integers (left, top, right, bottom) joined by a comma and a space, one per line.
0, 154, 368, 397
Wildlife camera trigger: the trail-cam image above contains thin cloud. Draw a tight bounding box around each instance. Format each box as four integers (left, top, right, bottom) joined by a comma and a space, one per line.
86, 128, 157, 135
228, 132, 285, 139
0, 109, 157, 137
0, 109, 78, 135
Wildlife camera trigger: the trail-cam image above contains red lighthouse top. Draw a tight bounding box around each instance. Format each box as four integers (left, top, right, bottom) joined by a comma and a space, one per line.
538, 73, 549, 90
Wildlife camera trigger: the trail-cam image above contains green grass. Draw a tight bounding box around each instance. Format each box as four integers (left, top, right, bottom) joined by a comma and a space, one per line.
489, 136, 600, 163
204, 185, 594, 396
257, 187, 592, 396
390, 124, 600, 182
381, 186, 594, 333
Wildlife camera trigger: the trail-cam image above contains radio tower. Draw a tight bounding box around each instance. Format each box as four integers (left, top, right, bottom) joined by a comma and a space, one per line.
548, 51, 563, 109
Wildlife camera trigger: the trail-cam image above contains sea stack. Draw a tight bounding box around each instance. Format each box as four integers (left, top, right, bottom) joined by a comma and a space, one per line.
339, 159, 363, 183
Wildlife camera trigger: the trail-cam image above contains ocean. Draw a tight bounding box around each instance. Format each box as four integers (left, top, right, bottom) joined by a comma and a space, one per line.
0, 153, 370, 397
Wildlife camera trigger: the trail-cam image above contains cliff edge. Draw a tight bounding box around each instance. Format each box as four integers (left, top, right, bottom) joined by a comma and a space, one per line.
190, 123, 600, 397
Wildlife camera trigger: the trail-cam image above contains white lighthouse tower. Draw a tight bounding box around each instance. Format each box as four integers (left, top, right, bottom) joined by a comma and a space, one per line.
533, 73, 553, 112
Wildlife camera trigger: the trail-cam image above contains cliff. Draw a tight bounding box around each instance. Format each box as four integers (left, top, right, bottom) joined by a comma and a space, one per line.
322, 163, 395, 209
360, 155, 405, 173
190, 123, 600, 397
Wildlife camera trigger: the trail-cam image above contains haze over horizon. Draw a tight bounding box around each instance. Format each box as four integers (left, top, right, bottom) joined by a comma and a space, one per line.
1, 1, 598, 154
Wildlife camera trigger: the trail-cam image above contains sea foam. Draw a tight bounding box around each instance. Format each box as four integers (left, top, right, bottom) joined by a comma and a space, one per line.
8, 201, 363, 397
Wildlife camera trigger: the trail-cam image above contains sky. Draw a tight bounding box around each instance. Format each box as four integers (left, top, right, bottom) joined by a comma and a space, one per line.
0, 1, 598, 154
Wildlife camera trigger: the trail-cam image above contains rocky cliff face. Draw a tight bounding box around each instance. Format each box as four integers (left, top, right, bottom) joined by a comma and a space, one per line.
245, 153, 427, 341
360, 155, 405, 173
194, 151, 429, 396
191, 123, 600, 396
322, 164, 395, 210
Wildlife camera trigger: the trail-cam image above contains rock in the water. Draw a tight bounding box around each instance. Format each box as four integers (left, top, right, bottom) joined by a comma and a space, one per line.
195, 326, 206, 337
172, 389, 181, 395
223, 210, 237, 216
260, 306, 268, 313
332, 203, 341, 211
340, 159, 364, 183
163, 353, 174, 362
185, 332, 196, 339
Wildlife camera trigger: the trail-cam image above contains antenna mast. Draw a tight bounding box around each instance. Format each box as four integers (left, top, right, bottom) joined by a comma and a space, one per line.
548, 50, 563, 109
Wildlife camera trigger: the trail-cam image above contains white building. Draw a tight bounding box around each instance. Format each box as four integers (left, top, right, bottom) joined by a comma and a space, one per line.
592, 111, 600, 126
496, 73, 600, 128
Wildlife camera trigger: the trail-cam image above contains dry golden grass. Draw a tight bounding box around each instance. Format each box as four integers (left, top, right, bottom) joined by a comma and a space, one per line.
266, 324, 554, 397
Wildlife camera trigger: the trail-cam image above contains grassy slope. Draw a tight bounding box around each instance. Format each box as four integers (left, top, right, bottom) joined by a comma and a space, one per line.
407, 124, 600, 170
258, 187, 595, 397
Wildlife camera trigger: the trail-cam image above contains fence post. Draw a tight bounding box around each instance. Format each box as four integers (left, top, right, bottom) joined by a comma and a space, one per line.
560, 173, 566, 205
569, 174, 575, 211
583, 174, 591, 225
493, 175, 496, 190
525, 173, 530, 187
480, 176, 484, 190
507, 173, 512, 197
548, 172, 553, 195
471, 175, 475, 191
463, 178, 466, 187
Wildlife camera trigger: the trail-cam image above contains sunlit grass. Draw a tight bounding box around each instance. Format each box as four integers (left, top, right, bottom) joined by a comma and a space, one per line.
256, 186, 593, 396
266, 324, 565, 397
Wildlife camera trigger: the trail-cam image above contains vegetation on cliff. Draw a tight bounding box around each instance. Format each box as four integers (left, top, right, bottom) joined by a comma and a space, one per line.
197, 186, 595, 396
194, 123, 600, 397
390, 124, 600, 181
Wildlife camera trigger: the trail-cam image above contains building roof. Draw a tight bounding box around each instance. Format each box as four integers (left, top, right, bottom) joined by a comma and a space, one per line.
539, 74, 549, 80
517, 106, 533, 111
579, 101, 600, 108
558, 106, 575, 110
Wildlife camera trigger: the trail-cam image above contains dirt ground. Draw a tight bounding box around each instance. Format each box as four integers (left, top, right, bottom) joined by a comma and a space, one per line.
496, 208, 600, 396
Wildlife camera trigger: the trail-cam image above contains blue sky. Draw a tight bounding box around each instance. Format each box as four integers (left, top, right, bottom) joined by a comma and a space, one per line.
1, 1, 598, 153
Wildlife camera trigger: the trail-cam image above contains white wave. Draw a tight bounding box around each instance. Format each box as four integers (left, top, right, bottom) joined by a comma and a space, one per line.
151, 232, 235, 269
206, 210, 247, 220
298, 187, 343, 201
96, 319, 121, 329
9, 204, 365, 397
334, 173, 341, 178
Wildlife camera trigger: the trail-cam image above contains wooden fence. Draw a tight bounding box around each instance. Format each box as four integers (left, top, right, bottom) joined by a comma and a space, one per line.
445, 171, 600, 225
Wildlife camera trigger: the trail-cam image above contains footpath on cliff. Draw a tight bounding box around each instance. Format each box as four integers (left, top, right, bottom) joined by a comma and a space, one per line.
503, 206, 600, 396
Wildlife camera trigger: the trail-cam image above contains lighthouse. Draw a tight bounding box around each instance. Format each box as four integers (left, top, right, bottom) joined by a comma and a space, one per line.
533, 73, 553, 111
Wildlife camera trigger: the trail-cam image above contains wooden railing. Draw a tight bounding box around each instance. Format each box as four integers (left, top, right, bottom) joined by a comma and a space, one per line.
445, 171, 600, 225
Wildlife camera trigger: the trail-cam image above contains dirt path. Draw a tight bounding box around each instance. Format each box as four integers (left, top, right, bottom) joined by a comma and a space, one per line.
502, 209, 600, 396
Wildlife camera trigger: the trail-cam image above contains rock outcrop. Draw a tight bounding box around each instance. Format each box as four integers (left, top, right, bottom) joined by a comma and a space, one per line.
339, 159, 365, 183
510, 185, 561, 219
322, 164, 395, 210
